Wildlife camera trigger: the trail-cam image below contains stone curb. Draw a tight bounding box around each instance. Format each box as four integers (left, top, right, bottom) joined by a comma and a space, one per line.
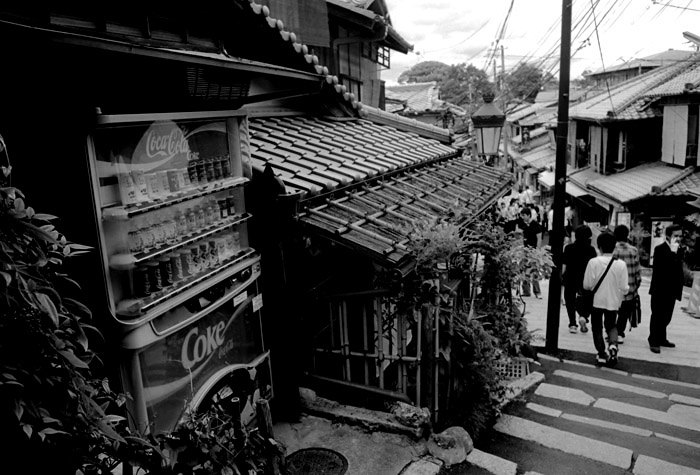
499, 371, 546, 410
300, 393, 426, 440
400, 372, 547, 475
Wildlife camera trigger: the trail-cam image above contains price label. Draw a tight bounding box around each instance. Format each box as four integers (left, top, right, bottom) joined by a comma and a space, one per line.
253, 294, 263, 312
234, 291, 247, 306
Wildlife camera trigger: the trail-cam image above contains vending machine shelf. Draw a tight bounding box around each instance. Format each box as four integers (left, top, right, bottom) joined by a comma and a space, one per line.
116, 248, 257, 323
109, 213, 252, 269
102, 176, 248, 220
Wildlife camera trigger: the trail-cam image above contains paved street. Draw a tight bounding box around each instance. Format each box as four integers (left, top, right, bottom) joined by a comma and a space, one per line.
524, 273, 700, 372
446, 272, 700, 475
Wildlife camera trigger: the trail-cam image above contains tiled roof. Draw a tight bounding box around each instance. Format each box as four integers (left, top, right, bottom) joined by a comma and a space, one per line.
298, 158, 513, 266
644, 58, 700, 97
568, 166, 605, 188
518, 144, 556, 170
662, 169, 700, 196
249, 115, 459, 197
519, 108, 557, 127
385, 82, 441, 112
507, 102, 549, 122
585, 162, 688, 204
569, 60, 695, 121
586, 50, 695, 76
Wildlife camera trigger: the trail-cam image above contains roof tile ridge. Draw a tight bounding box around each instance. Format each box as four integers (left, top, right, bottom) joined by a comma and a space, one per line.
616, 53, 700, 111
246, 0, 364, 113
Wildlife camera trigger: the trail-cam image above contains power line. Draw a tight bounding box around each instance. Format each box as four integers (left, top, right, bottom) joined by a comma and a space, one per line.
590, 0, 617, 114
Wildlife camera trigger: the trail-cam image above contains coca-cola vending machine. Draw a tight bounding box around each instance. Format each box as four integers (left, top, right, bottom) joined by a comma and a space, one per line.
87, 110, 271, 434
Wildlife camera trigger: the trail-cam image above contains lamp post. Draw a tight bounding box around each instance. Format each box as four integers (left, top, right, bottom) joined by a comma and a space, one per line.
471, 94, 506, 166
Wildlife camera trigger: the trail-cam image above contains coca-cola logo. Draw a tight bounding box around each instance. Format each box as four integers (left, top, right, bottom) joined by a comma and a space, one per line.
146, 127, 191, 160
181, 321, 225, 371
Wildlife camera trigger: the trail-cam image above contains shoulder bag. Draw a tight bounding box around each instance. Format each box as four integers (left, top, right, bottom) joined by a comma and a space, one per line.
575, 257, 617, 318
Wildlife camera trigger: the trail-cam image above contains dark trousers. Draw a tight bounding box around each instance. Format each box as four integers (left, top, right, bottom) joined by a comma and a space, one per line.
522, 278, 541, 297
591, 307, 618, 356
564, 285, 578, 327
648, 295, 676, 347
617, 298, 635, 337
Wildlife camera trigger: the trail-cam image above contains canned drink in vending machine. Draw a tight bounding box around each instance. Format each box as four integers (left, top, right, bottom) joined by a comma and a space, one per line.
133, 265, 151, 298
146, 261, 163, 292
169, 253, 183, 283
179, 249, 193, 278
157, 256, 173, 287
187, 159, 199, 187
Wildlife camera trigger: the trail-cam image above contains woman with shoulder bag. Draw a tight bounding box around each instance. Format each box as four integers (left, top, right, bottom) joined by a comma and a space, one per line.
562, 225, 597, 333
583, 231, 629, 366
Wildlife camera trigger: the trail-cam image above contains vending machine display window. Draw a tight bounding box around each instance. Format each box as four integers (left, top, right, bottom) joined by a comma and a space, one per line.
87, 111, 255, 327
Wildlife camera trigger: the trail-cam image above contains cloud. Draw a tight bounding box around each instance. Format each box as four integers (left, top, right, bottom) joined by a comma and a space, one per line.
383, 0, 700, 83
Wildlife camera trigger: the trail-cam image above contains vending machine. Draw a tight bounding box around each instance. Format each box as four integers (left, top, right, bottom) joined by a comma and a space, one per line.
87, 110, 271, 434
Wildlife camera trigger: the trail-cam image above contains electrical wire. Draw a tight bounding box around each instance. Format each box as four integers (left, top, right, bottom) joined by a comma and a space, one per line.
590, 0, 617, 114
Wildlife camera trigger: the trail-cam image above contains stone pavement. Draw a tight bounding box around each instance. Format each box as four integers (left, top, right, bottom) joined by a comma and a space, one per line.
522, 274, 700, 372
491, 356, 700, 475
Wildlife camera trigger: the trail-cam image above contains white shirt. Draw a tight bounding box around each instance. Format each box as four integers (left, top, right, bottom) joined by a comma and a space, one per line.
583, 254, 629, 311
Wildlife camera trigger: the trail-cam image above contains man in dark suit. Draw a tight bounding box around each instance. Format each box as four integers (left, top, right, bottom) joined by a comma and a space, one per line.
648, 224, 684, 353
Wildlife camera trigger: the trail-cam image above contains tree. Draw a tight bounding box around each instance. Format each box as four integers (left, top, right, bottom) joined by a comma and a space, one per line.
397, 61, 451, 84
503, 63, 549, 102
396, 61, 493, 112
572, 70, 594, 89
440, 63, 492, 111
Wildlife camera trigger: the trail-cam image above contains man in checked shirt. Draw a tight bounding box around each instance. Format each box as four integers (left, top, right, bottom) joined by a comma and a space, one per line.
613, 224, 642, 344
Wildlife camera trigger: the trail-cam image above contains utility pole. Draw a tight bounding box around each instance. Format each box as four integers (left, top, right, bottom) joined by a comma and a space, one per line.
501, 44, 510, 173
545, 0, 572, 352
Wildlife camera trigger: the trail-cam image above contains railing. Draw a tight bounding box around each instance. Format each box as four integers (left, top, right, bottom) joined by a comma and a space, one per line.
307, 278, 465, 424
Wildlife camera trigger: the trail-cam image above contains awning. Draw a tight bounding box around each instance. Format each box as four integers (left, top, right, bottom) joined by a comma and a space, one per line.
566, 181, 589, 197
298, 158, 513, 266
538, 170, 555, 188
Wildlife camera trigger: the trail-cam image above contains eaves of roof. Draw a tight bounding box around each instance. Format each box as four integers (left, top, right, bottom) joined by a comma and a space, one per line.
360, 105, 453, 143
569, 57, 700, 121
298, 157, 513, 267
517, 144, 556, 170
326, 0, 413, 53
661, 168, 700, 196
507, 102, 548, 122
585, 162, 690, 204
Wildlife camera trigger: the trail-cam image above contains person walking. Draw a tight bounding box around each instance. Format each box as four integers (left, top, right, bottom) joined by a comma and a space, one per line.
562, 225, 597, 333
583, 231, 628, 366
648, 224, 684, 353
612, 225, 642, 344
516, 207, 542, 298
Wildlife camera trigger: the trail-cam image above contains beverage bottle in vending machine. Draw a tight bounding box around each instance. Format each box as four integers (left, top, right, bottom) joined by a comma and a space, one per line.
131, 170, 149, 203
221, 153, 231, 179
195, 205, 206, 229
174, 209, 187, 236
187, 155, 199, 187
212, 155, 223, 181
205, 156, 215, 182
186, 208, 197, 234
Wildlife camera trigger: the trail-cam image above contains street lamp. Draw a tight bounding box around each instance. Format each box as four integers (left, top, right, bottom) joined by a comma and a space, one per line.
471, 94, 505, 166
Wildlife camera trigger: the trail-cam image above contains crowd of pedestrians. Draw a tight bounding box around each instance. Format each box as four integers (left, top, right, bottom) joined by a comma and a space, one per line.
490, 187, 685, 367
562, 223, 684, 366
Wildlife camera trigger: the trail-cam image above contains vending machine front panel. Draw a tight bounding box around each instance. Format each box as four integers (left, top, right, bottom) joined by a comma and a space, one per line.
122, 269, 268, 434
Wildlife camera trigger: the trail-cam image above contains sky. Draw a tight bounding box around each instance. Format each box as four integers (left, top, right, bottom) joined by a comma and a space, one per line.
381, 0, 700, 85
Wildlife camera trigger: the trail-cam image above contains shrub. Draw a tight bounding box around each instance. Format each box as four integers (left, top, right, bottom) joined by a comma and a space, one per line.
0, 186, 151, 474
